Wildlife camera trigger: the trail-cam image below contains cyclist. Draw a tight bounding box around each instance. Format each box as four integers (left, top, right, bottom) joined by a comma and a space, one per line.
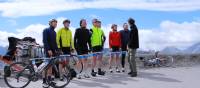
74, 19, 91, 79
119, 23, 130, 72
43, 19, 58, 87
56, 19, 75, 80
90, 19, 106, 77
109, 24, 121, 73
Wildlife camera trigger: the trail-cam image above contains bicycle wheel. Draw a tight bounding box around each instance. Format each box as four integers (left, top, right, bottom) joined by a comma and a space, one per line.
4, 62, 31, 88
69, 56, 83, 74
45, 59, 71, 88
160, 56, 174, 67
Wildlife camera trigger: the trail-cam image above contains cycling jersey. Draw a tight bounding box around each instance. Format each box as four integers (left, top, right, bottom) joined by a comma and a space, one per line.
90, 26, 105, 47
56, 27, 74, 49
109, 31, 121, 48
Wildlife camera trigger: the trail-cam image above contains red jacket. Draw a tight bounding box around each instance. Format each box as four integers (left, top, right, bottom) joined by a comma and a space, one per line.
109, 31, 121, 48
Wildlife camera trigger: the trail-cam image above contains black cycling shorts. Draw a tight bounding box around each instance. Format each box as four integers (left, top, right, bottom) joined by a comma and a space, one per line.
77, 50, 88, 55
92, 46, 103, 52
111, 46, 120, 52
61, 47, 71, 54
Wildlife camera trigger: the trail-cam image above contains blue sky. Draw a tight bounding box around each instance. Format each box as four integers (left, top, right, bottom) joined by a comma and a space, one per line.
0, 0, 200, 50
1, 9, 200, 32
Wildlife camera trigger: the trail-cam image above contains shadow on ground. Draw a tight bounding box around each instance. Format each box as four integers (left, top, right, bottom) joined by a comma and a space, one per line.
71, 71, 181, 88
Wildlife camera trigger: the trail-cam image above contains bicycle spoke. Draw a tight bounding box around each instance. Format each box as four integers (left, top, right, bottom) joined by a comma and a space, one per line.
45, 61, 71, 88
4, 62, 31, 88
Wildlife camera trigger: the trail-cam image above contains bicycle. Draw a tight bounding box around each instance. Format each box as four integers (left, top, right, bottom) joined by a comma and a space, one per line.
140, 56, 174, 67
4, 56, 71, 88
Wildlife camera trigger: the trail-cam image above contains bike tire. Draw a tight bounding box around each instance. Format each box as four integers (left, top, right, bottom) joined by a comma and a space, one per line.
45, 59, 71, 88
4, 62, 31, 88
70, 56, 83, 74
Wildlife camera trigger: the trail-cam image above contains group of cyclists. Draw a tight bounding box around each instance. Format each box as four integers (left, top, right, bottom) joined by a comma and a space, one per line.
42, 18, 139, 87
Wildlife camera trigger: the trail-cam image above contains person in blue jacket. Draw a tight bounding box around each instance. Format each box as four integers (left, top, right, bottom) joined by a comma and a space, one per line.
42, 19, 58, 88
119, 23, 130, 72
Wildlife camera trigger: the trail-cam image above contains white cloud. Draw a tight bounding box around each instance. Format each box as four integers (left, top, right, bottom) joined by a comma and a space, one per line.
89, 14, 101, 20
0, 24, 47, 47
0, 0, 200, 17
0, 31, 15, 46
0, 17, 71, 47
140, 20, 200, 50
0, 17, 80, 48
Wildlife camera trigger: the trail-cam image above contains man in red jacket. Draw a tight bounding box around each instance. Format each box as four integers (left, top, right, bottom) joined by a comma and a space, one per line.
109, 24, 121, 73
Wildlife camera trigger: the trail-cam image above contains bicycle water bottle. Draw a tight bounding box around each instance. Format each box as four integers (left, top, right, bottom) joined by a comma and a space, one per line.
37, 60, 48, 72
34, 65, 38, 72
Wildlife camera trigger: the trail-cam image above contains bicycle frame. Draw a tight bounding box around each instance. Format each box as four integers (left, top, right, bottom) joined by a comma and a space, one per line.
31, 58, 50, 73
10, 57, 56, 82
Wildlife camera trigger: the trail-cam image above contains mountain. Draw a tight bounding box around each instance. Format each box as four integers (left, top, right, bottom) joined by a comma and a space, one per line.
160, 42, 200, 55
160, 46, 182, 55
184, 42, 200, 54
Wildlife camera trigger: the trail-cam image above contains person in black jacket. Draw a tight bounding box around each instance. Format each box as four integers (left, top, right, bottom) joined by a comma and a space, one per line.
119, 23, 130, 72
127, 18, 139, 77
74, 19, 91, 79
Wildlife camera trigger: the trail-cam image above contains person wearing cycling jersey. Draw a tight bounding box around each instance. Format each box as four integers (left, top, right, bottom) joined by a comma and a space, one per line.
43, 19, 58, 87
90, 19, 106, 77
56, 19, 75, 80
119, 23, 130, 72
74, 19, 91, 79
57, 19, 74, 54
109, 24, 121, 73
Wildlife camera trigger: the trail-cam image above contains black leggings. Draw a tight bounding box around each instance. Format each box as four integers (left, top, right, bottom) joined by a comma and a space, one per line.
121, 48, 127, 68
121, 53, 126, 68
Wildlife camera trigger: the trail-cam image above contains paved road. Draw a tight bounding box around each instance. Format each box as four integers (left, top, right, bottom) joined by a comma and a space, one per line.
1, 66, 200, 88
